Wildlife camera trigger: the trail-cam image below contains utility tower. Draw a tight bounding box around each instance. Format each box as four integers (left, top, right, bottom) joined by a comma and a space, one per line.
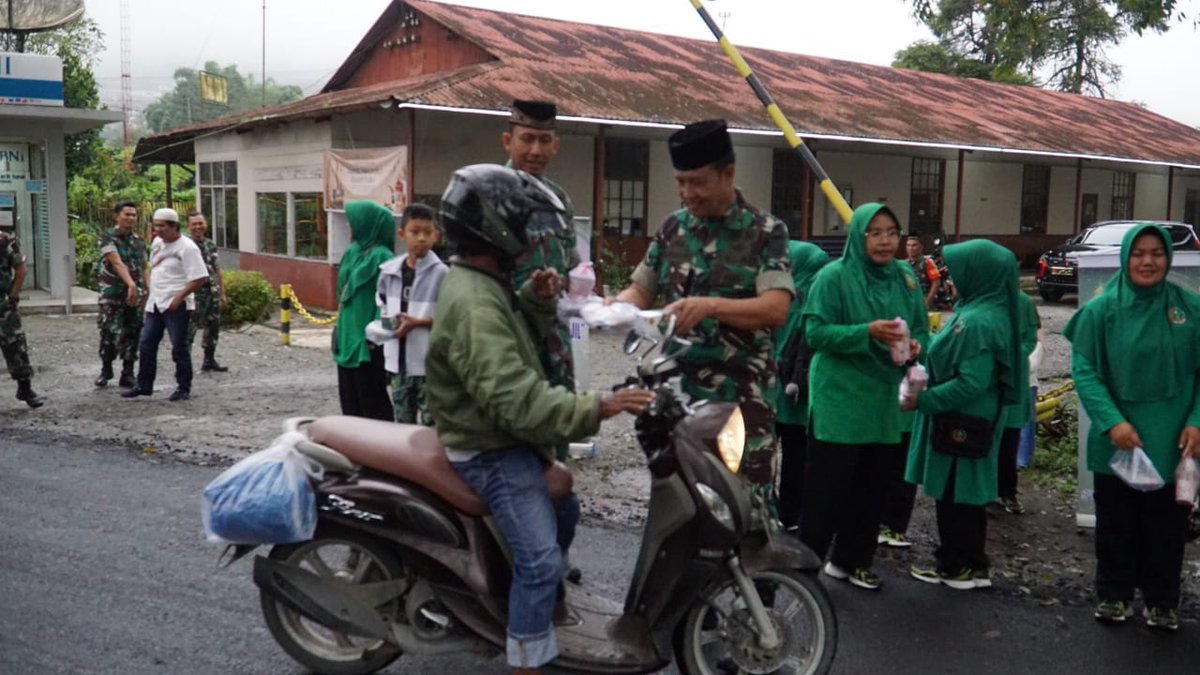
120, 0, 133, 161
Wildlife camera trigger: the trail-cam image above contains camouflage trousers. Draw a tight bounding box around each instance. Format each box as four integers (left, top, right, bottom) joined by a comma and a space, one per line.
391, 374, 432, 426
540, 322, 576, 461
188, 290, 221, 353
97, 302, 144, 364
0, 301, 33, 381
681, 368, 778, 487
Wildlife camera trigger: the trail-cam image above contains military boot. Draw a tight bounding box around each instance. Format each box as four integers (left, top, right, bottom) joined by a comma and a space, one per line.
118, 361, 136, 389
201, 349, 228, 373
16, 379, 45, 408
94, 361, 114, 387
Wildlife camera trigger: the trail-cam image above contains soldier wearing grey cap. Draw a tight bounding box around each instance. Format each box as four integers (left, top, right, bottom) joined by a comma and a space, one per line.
122, 208, 210, 401
611, 119, 795, 491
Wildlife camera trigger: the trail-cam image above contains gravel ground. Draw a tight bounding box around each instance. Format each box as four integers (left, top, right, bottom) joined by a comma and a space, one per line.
3, 299, 1196, 617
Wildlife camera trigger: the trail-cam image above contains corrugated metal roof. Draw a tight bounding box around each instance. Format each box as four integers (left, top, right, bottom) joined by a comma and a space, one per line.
138, 0, 1200, 167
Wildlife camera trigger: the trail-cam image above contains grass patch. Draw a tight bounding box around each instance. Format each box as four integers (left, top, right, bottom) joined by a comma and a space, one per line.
1027, 398, 1080, 494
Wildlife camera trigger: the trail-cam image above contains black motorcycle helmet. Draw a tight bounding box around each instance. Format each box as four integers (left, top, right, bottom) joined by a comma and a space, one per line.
439, 163, 566, 261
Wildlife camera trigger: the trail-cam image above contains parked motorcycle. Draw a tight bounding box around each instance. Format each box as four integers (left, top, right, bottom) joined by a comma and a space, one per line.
224, 317, 837, 674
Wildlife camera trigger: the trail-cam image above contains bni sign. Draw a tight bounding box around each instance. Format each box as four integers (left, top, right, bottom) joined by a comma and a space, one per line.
0, 53, 64, 106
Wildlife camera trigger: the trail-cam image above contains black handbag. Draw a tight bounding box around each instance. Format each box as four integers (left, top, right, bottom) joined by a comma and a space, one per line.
931, 411, 994, 460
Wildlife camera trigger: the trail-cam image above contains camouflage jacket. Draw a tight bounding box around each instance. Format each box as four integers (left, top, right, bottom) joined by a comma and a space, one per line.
630, 190, 794, 389
0, 231, 25, 298
96, 227, 147, 305
510, 169, 580, 289
192, 237, 221, 294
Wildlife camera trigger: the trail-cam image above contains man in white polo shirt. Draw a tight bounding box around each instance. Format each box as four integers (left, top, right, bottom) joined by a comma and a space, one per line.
122, 208, 210, 401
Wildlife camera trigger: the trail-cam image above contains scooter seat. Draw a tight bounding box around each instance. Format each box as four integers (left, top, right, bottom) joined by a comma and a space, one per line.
307, 415, 573, 517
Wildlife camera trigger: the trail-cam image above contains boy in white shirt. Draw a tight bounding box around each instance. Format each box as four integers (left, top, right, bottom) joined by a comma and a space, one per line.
123, 208, 210, 401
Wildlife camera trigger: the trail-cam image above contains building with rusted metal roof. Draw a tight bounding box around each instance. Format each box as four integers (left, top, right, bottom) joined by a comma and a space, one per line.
135, 0, 1200, 308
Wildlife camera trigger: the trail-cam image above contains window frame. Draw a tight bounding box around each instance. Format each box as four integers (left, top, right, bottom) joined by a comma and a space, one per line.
198, 160, 239, 248
1020, 164, 1051, 234
255, 190, 328, 259
1111, 171, 1135, 220
603, 138, 649, 238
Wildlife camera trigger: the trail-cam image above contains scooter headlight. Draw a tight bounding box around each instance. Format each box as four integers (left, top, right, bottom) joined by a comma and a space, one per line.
695, 482, 735, 531
716, 406, 745, 474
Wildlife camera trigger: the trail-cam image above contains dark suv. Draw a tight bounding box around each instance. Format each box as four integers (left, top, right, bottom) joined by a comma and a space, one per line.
1035, 220, 1200, 302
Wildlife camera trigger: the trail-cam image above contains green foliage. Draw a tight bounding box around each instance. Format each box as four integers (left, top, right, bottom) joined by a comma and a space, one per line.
1028, 399, 1080, 493
70, 219, 104, 291
901, 0, 1190, 96
143, 61, 304, 133
596, 246, 634, 292
222, 270, 276, 327
67, 143, 195, 227
0, 17, 106, 180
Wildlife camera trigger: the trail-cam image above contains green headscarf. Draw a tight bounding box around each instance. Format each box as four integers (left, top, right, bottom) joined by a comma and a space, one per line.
805, 202, 915, 375
937, 240, 1026, 406
333, 201, 396, 367
776, 241, 830, 361
1064, 223, 1200, 401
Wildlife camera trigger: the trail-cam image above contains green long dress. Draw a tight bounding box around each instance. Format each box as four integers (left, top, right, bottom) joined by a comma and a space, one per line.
775, 241, 830, 426
334, 201, 396, 368
803, 203, 929, 445
1064, 223, 1200, 480
906, 240, 1025, 506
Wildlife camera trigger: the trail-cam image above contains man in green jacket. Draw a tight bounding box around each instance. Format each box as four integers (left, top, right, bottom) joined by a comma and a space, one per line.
426, 164, 652, 675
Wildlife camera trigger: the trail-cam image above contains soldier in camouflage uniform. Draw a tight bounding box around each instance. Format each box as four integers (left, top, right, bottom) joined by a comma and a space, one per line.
614, 120, 794, 488
185, 211, 228, 372
0, 228, 44, 407
95, 201, 148, 388
503, 99, 582, 462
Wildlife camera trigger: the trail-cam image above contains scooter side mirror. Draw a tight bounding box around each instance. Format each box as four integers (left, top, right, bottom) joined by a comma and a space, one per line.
623, 331, 643, 355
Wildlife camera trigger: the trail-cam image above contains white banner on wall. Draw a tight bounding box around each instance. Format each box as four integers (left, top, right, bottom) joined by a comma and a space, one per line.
323, 146, 409, 214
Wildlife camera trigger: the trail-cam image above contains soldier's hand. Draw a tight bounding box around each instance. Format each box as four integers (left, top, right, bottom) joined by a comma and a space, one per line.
531, 268, 562, 300
599, 388, 656, 419
125, 286, 138, 306
664, 297, 714, 335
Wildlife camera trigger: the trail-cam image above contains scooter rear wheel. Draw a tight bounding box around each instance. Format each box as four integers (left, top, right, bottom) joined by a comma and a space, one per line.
676, 569, 836, 675
260, 531, 406, 675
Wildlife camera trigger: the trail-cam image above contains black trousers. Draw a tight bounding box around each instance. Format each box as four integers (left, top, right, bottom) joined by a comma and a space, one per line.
1093, 473, 1190, 608
336, 347, 393, 421
997, 427, 1022, 499
879, 432, 917, 534
800, 434, 894, 571
777, 422, 808, 529
934, 460, 989, 573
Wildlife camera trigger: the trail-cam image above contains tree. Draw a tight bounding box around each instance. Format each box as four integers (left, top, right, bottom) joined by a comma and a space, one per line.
0, 17, 105, 178
893, 39, 1032, 84
142, 62, 304, 133
899, 1, 1194, 96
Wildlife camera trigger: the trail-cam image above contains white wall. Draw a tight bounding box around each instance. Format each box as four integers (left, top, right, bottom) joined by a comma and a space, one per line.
196, 121, 332, 256
953, 161, 1023, 236
1134, 172, 1169, 221
812, 153, 911, 234
646, 139, 678, 236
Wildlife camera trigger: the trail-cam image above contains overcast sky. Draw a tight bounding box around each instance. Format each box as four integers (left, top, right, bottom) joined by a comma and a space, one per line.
83, 0, 1200, 128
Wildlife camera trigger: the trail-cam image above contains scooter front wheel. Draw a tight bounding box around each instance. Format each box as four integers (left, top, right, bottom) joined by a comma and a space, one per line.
675, 569, 836, 675
260, 531, 406, 675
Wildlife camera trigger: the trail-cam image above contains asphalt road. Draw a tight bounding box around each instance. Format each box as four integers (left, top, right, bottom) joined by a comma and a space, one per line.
1, 430, 1195, 675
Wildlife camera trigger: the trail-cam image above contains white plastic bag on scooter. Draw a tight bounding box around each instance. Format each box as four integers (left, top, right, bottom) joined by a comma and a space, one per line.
202, 432, 324, 544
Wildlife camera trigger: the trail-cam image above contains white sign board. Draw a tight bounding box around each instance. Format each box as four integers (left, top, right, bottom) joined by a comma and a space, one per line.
0, 53, 64, 106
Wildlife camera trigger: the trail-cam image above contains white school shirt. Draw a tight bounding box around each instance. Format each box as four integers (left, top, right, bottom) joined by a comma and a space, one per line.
146, 235, 209, 312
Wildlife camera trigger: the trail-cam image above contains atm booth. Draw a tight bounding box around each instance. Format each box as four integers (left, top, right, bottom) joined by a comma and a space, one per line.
0, 52, 121, 298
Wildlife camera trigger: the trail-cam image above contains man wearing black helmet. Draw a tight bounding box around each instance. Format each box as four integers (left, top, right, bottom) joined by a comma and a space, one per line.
426, 164, 653, 675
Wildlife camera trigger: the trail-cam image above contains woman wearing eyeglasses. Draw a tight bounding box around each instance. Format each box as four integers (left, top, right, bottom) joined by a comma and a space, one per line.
800, 202, 928, 591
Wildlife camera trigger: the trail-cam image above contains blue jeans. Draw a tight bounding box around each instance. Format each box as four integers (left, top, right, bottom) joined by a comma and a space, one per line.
137, 307, 192, 393
451, 448, 572, 669
1017, 386, 1038, 468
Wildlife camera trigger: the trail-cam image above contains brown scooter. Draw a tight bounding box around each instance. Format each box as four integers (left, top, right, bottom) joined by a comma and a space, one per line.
231, 319, 837, 674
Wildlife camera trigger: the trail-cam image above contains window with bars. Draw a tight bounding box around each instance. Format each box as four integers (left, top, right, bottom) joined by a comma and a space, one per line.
908, 158, 945, 235
198, 160, 239, 248
1020, 165, 1051, 233
771, 148, 807, 238
1111, 171, 1135, 220
603, 138, 649, 238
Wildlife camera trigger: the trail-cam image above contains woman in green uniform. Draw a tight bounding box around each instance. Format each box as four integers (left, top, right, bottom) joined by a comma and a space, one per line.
775, 241, 829, 530
333, 201, 396, 421
905, 240, 1024, 591
1065, 223, 1200, 631
801, 203, 927, 591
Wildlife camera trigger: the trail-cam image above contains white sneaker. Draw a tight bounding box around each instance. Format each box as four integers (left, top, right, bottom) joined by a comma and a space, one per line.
823, 561, 850, 580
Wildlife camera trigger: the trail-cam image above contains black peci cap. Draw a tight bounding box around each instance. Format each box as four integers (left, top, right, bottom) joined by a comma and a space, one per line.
668, 119, 734, 171
510, 99, 557, 130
